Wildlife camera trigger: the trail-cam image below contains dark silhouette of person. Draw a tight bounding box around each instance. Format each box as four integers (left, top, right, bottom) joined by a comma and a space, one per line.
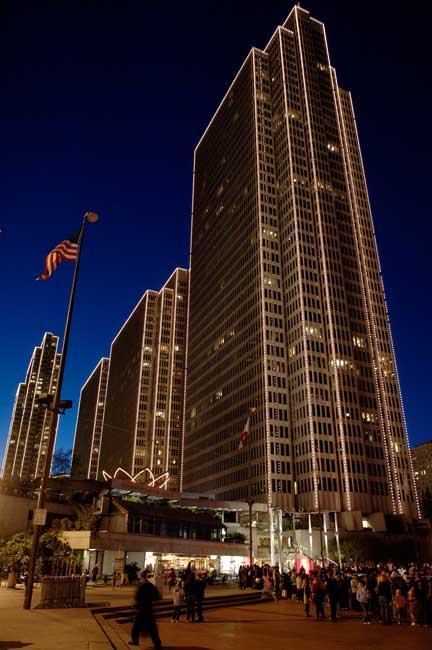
195, 573, 207, 622
91, 563, 99, 584
129, 570, 162, 649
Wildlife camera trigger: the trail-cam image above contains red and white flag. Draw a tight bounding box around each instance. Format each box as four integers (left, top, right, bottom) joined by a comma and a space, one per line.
239, 417, 250, 450
36, 230, 80, 281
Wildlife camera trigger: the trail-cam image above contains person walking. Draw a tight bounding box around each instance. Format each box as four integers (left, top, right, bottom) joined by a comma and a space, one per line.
129, 570, 162, 649
91, 563, 99, 585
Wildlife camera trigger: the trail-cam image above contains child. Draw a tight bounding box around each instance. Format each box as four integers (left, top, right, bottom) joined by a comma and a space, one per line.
356, 582, 370, 623
393, 589, 407, 625
261, 574, 277, 601
172, 579, 184, 622
407, 586, 417, 626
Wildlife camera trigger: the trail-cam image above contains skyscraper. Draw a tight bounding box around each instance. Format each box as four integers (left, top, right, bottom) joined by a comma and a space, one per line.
412, 440, 432, 506
1, 332, 61, 481
97, 268, 188, 490
71, 357, 109, 480
183, 6, 419, 518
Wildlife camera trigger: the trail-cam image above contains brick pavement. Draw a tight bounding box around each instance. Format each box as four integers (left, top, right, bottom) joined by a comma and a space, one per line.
0, 584, 430, 650
106, 598, 432, 650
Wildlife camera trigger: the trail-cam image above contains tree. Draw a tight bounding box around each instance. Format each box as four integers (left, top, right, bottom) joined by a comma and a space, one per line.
224, 531, 246, 544
50, 448, 72, 476
38, 529, 72, 576
73, 504, 100, 531
0, 531, 32, 575
0, 529, 72, 578
327, 534, 383, 564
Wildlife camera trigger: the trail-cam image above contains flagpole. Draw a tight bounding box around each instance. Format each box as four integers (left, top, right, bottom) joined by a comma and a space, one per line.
24, 212, 98, 609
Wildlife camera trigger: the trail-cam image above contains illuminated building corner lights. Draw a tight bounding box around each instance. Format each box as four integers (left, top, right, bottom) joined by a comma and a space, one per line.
102, 466, 170, 489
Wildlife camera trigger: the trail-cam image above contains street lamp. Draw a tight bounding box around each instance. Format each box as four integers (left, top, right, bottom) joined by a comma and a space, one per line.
246, 406, 256, 569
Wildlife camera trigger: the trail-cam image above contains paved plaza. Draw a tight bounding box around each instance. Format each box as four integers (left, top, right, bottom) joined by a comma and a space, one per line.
114, 600, 432, 650
0, 584, 431, 650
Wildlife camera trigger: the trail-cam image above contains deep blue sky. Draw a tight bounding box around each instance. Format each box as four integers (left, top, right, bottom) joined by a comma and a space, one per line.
0, 0, 431, 463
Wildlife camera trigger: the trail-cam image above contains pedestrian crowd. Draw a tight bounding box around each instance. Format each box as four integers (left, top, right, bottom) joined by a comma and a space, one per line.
167, 562, 207, 623
129, 560, 432, 649
238, 561, 432, 626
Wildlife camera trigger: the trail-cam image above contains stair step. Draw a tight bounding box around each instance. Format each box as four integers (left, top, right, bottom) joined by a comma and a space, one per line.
93, 592, 265, 623
92, 592, 262, 617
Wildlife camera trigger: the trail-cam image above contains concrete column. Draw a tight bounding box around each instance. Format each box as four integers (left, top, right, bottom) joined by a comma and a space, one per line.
308, 513, 313, 558
269, 507, 275, 565
278, 509, 284, 570
323, 512, 329, 562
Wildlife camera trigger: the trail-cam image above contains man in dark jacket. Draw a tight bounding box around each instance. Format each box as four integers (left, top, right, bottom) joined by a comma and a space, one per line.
326, 572, 339, 621
129, 570, 162, 649
377, 573, 392, 625
195, 573, 207, 622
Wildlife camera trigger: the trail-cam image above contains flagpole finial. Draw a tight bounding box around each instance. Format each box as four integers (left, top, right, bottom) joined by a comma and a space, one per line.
85, 211, 99, 223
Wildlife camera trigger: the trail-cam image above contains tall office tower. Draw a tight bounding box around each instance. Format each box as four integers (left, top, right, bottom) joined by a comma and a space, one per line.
98, 268, 188, 490
1, 332, 61, 481
412, 440, 432, 505
184, 6, 419, 518
70, 357, 109, 479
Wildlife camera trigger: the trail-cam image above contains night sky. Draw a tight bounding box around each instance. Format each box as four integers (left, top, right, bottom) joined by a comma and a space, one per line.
0, 0, 431, 463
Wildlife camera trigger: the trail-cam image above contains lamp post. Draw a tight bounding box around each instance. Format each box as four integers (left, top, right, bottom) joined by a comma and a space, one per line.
317, 479, 325, 567
246, 407, 256, 569
23, 211, 99, 609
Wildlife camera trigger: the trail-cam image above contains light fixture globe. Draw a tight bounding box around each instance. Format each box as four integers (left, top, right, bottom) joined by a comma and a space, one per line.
85, 211, 99, 223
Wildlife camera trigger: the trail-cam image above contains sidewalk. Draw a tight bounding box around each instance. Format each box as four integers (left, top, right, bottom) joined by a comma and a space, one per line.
0, 585, 112, 650
0, 582, 242, 650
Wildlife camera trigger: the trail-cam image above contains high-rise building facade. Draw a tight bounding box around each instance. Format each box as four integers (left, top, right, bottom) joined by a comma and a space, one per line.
97, 268, 188, 490
1, 332, 61, 481
71, 357, 109, 480
184, 6, 419, 518
412, 440, 432, 504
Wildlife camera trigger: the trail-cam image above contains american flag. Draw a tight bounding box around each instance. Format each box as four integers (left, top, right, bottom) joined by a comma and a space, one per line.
239, 417, 250, 450
36, 230, 80, 280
